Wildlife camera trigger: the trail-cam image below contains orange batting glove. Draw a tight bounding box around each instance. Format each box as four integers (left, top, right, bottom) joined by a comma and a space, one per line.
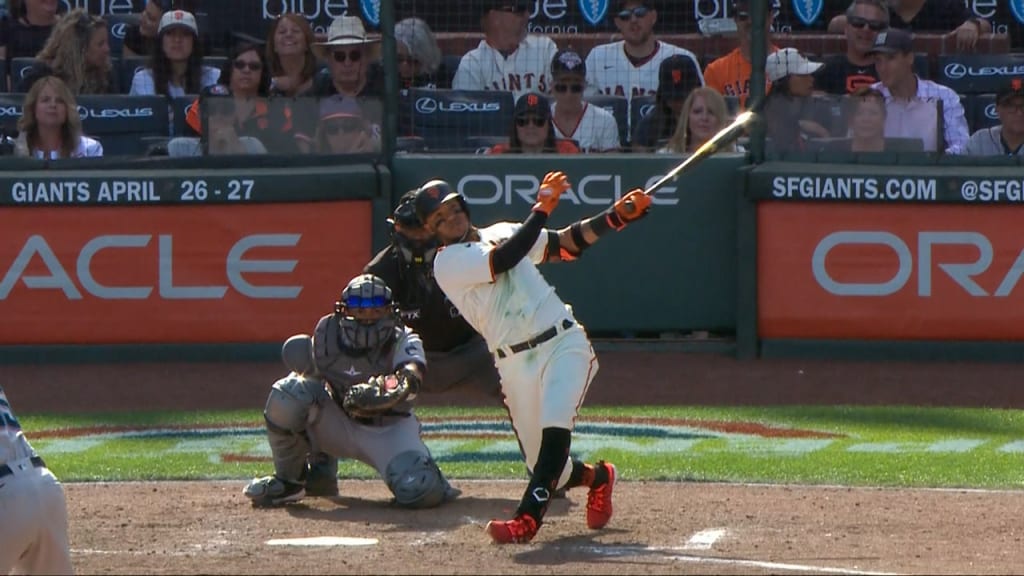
532, 171, 570, 216
605, 188, 652, 230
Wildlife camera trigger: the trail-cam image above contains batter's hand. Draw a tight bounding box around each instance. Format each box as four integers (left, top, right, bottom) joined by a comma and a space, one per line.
611, 189, 652, 227
533, 171, 570, 216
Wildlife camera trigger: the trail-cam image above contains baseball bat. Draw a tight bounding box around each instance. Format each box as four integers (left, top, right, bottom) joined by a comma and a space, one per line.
642, 109, 757, 197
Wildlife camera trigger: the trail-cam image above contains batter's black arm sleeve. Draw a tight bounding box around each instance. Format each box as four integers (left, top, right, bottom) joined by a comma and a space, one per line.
491, 211, 548, 275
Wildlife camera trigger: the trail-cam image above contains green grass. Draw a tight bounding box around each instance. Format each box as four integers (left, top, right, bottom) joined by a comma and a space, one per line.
19, 405, 1024, 490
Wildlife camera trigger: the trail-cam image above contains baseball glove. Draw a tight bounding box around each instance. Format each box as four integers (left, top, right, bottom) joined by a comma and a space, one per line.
342, 371, 414, 419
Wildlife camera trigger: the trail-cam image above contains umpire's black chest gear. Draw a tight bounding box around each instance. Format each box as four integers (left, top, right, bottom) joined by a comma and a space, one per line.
365, 245, 477, 353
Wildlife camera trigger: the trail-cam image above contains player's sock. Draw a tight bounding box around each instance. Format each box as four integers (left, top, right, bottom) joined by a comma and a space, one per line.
515, 427, 571, 523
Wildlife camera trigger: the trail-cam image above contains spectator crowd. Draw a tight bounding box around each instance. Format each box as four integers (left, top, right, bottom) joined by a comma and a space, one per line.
0, 0, 1021, 159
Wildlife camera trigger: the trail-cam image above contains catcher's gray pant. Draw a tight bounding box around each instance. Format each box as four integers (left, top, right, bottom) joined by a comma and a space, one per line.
0, 459, 73, 575
423, 333, 501, 397
309, 399, 428, 476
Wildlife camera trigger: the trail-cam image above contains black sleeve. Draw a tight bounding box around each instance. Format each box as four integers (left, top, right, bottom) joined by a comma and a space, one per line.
491, 211, 547, 275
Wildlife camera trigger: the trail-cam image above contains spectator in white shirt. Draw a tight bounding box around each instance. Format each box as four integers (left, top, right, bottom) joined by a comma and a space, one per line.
966, 77, 1024, 157
129, 10, 219, 98
451, 0, 557, 100
868, 28, 968, 154
549, 49, 621, 152
14, 75, 102, 159
585, 0, 703, 105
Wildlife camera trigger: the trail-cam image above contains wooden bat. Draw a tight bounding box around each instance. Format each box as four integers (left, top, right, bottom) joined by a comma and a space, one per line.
642, 110, 757, 197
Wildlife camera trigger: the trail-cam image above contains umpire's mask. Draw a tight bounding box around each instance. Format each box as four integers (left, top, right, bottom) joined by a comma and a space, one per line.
335, 274, 398, 351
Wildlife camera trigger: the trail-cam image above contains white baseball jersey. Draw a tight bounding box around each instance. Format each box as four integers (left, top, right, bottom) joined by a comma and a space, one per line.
0, 385, 73, 575
551, 102, 621, 152
452, 35, 559, 100
433, 221, 599, 490
585, 40, 705, 102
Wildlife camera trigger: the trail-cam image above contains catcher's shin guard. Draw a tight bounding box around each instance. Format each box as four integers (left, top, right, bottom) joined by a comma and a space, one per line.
305, 452, 339, 497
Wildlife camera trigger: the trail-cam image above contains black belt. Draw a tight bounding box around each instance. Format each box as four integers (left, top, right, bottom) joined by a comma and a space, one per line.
496, 319, 574, 359
0, 455, 45, 479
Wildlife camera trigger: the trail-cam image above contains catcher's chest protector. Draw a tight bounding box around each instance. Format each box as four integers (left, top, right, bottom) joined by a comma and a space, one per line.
313, 314, 403, 397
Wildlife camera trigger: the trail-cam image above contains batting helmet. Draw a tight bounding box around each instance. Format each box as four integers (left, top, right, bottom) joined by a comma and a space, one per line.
334, 274, 399, 351
413, 179, 469, 225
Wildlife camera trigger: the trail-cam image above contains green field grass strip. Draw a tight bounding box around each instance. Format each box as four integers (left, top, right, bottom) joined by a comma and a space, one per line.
20, 405, 1024, 489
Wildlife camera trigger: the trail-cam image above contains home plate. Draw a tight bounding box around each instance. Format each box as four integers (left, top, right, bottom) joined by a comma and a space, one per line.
266, 536, 379, 547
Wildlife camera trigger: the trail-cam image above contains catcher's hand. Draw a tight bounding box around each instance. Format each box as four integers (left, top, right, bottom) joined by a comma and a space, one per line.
342, 372, 413, 419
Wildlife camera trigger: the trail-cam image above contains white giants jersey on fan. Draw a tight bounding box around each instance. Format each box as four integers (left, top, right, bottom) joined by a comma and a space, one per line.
552, 102, 621, 152
584, 41, 704, 102
433, 222, 572, 351
452, 35, 559, 100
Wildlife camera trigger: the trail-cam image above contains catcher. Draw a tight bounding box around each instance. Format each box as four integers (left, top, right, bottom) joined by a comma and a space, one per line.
243, 273, 460, 508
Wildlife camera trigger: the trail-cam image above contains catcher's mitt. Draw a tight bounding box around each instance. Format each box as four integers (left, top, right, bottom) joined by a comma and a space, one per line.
342, 371, 414, 419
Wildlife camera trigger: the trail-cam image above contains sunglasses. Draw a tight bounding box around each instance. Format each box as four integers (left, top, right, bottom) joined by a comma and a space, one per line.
848, 16, 887, 32
615, 6, 650, 20
397, 55, 420, 65
495, 4, 529, 13
332, 49, 362, 63
516, 116, 546, 127
233, 60, 262, 72
324, 119, 364, 135
554, 83, 583, 93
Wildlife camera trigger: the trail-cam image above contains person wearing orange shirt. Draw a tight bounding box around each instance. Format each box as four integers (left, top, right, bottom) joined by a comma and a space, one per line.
702, 0, 778, 108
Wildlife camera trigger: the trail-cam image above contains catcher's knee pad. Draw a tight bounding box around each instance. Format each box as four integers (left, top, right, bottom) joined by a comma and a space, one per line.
264, 374, 326, 433
385, 450, 450, 509
281, 334, 316, 375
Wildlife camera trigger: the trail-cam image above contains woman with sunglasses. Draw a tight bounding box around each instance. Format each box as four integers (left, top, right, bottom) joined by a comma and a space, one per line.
180, 39, 298, 154
489, 91, 580, 154
266, 13, 317, 98
549, 50, 620, 153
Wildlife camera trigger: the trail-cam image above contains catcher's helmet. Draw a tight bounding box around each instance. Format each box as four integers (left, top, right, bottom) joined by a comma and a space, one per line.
413, 179, 469, 225
334, 274, 399, 351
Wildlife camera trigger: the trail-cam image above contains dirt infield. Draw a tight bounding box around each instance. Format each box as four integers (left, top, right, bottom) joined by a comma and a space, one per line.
9, 349, 1024, 574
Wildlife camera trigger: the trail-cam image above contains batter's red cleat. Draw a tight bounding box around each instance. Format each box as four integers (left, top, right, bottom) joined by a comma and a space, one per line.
586, 461, 616, 529
486, 514, 538, 544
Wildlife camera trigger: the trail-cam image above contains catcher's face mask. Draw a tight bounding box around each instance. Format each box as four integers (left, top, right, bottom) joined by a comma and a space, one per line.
336, 275, 397, 351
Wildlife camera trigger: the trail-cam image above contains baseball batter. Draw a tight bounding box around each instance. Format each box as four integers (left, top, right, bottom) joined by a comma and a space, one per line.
414, 173, 651, 544
451, 1, 558, 100
243, 274, 460, 509
0, 385, 73, 575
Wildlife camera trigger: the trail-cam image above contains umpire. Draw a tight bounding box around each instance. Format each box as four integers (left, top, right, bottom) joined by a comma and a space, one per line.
305, 190, 501, 497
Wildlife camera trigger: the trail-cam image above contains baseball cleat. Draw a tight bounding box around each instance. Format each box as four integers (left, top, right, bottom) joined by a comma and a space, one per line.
486, 514, 538, 544
243, 475, 305, 507
586, 461, 616, 529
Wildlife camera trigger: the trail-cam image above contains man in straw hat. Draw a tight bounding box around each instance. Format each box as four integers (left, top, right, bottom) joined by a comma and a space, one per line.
311, 15, 383, 100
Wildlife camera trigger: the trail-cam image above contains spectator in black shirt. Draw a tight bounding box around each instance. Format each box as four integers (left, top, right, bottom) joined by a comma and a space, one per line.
816, 0, 888, 95
829, 0, 989, 50
0, 0, 59, 72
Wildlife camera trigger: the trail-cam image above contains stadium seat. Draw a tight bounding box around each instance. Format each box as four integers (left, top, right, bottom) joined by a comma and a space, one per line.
464, 135, 508, 153
913, 52, 931, 79
936, 53, 1024, 94
629, 94, 657, 139
0, 59, 7, 92
119, 57, 149, 93
105, 13, 137, 58
396, 135, 426, 153
76, 94, 170, 156
403, 88, 514, 151
0, 92, 23, 134
584, 94, 629, 148
967, 93, 999, 132
202, 56, 227, 74
171, 94, 198, 136
437, 54, 461, 89
9, 58, 38, 89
